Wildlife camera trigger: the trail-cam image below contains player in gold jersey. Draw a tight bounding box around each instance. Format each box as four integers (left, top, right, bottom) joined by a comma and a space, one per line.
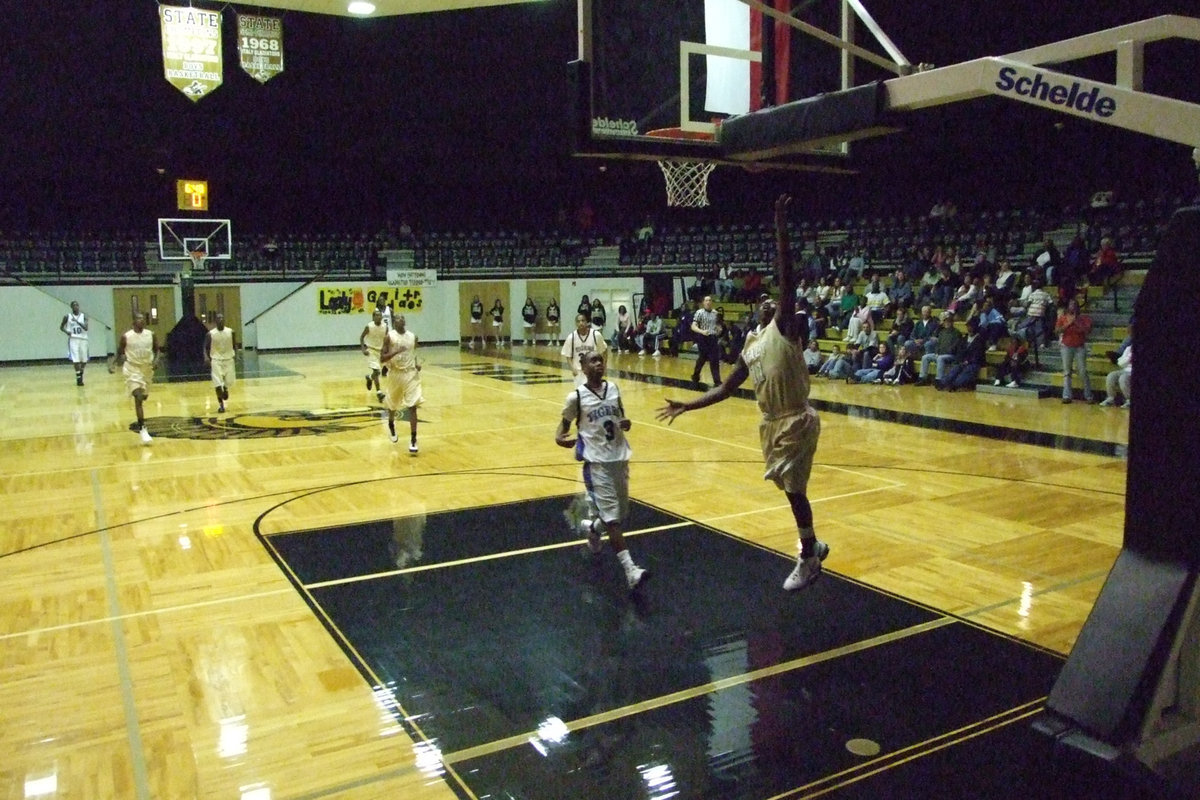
657, 195, 827, 590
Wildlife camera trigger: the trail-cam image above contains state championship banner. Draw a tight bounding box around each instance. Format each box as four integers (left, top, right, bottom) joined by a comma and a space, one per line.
318, 286, 424, 315
237, 14, 284, 84
160, 6, 223, 101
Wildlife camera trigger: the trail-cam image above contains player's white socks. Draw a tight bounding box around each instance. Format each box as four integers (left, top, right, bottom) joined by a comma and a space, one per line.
617, 549, 635, 569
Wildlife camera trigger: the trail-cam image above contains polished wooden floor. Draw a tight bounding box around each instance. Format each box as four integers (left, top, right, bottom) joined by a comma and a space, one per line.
0, 343, 1131, 799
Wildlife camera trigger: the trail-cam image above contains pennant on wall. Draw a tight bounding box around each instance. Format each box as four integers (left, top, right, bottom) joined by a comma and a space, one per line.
237, 14, 284, 84
160, 6, 223, 101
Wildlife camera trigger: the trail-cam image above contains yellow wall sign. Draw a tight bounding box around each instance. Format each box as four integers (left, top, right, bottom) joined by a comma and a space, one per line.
176, 180, 209, 211
318, 286, 423, 315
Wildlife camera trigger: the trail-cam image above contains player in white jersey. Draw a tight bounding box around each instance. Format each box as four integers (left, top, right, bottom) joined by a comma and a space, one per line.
116, 312, 158, 445
556, 351, 647, 591
560, 313, 608, 386
60, 300, 89, 386
360, 309, 388, 401
657, 195, 828, 591
204, 313, 237, 413
379, 314, 423, 453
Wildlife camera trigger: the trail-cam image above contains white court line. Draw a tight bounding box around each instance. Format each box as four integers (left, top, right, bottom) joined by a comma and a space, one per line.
93, 470, 152, 800
304, 520, 695, 590
0, 587, 294, 642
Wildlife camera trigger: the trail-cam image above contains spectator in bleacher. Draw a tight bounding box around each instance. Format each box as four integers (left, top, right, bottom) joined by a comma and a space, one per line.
669, 299, 695, 356
848, 316, 879, 368
949, 276, 981, 318
994, 259, 1019, 307
816, 343, 842, 378
974, 298, 1007, 351
940, 319, 986, 391
843, 296, 871, 342
1086, 236, 1122, 292
639, 313, 667, 357
932, 265, 958, 310
814, 275, 834, 310
992, 337, 1030, 388
906, 304, 940, 356
1033, 239, 1063, 285
811, 305, 831, 341
1016, 278, 1054, 348
880, 344, 917, 385
741, 268, 763, 302
716, 264, 733, 302
886, 305, 914, 353
864, 279, 890, 323
1100, 344, 1132, 408
826, 277, 847, 325
803, 340, 823, 374
841, 249, 866, 285
969, 251, 995, 282
823, 342, 860, 380
888, 269, 915, 313
1055, 298, 1094, 404
915, 261, 939, 308
917, 312, 965, 386
852, 342, 894, 384
1060, 235, 1090, 304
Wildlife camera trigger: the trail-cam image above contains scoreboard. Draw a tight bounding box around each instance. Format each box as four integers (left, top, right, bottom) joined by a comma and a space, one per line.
176, 179, 209, 211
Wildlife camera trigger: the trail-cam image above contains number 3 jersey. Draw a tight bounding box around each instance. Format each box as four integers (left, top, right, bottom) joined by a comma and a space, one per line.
562, 381, 631, 463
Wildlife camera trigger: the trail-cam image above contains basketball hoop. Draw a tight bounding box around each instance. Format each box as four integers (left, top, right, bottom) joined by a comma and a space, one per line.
188, 250, 207, 273
647, 127, 718, 208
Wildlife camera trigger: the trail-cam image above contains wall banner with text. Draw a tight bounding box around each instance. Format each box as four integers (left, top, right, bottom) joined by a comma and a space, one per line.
237, 14, 284, 84
160, 6, 223, 101
386, 268, 438, 287
318, 286, 424, 315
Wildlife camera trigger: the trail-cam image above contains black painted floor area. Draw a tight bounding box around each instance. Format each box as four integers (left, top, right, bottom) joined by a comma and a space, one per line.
262, 496, 1187, 799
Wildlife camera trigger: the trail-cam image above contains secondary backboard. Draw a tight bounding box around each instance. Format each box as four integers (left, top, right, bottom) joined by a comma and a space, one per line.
157, 218, 233, 261
574, 0, 868, 170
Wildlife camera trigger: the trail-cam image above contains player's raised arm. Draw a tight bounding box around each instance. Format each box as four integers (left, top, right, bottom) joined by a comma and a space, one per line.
774, 194, 800, 338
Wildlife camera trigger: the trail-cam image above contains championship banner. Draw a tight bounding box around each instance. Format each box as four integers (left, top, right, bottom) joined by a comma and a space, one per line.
386, 268, 438, 287
318, 286, 424, 315
160, 6, 223, 101
237, 14, 284, 84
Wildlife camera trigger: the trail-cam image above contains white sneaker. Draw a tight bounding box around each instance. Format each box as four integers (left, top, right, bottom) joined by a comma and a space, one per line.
993, 379, 1002, 386
409, 441, 419, 453
139, 427, 152, 445
652, 350, 661, 358
638, 351, 645, 357
389, 430, 398, 443
1122, 401, 1130, 409
625, 565, 648, 590
1099, 397, 1115, 406
783, 540, 829, 591
467, 341, 474, 349
1006, 380, 1020, 388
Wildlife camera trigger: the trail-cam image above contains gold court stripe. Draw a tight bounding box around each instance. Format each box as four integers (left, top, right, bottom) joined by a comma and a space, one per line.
440, 616, 957, 766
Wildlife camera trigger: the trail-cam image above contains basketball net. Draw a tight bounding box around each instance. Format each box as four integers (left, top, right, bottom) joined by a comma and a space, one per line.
657, 160, 716, 207
188, 250, 207, 275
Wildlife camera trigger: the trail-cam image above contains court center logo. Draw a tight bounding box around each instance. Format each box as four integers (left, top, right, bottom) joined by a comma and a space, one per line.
137, 406, 405, 440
